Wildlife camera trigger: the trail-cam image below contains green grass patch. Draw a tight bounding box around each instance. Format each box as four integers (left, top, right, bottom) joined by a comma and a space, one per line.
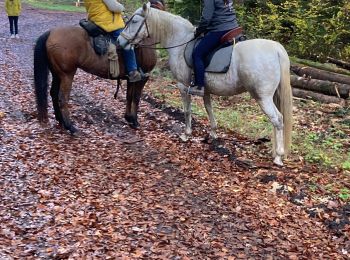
24, 0, 86, 12
293, 126, 349, 170
339, 188, 350, 201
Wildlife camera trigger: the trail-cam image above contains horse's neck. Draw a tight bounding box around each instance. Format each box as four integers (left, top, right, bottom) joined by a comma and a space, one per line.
149, 10, 192, 48
149, 10, 193, 83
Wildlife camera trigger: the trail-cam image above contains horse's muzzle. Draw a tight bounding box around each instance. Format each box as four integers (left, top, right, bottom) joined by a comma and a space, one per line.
117, 36, 132, 50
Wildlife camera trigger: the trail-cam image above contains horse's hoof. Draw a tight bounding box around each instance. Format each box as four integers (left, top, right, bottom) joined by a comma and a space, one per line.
125, 115, 139, 129
68, 125, 79, 135
273, 156, 284, 166
179, 133, 189, 142
209, 132, 218, 140
129, 121, 140, 129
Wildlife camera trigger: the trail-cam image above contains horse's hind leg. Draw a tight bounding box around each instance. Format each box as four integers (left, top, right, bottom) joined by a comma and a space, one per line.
256, 96, 284, 166
50, 74, 64, 124
58, 74, 77, 134
203, 93, 217, 139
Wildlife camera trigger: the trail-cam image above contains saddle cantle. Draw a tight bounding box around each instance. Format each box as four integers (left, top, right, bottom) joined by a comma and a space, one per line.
184, 27, 246, 73
79, 18, 105, 37
220, 26, 245, 44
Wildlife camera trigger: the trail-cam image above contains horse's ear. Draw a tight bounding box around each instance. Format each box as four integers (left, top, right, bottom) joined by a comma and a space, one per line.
143, 2, 150, 13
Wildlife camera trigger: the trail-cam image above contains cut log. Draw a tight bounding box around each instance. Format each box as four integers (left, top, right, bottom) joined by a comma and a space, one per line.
292, 88, 346, 106
290, 75, 350, 99
327, 57, 350, 71
290, 65, 350, 85
291, 57, 350, 76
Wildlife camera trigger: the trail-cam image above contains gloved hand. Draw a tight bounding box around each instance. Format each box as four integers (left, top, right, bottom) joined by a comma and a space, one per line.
194, 27, 206, 38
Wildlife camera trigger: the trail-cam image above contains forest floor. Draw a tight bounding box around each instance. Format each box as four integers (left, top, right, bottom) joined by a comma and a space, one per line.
0, 2, 349, 259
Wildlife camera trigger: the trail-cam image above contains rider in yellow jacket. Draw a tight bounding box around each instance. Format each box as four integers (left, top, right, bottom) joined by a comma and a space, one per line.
85, 0, 142, 82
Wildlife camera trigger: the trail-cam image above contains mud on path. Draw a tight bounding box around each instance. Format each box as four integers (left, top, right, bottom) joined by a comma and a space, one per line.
0, 2, 349, 259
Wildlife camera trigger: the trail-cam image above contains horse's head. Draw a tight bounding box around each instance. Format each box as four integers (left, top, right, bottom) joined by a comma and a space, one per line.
117, 3, 151, 50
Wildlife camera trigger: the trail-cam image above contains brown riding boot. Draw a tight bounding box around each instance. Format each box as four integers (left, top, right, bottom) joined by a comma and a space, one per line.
128, 70, 142, 82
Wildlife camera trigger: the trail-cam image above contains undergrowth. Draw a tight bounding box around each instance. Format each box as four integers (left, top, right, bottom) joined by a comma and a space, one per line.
148, 72, 350, 171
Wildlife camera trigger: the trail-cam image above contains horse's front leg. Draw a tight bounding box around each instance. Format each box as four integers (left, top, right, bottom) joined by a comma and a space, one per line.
125, 80, 146, 129
58, 74, 77, 134
177, 83, 192, 138
203, 93, 218, 139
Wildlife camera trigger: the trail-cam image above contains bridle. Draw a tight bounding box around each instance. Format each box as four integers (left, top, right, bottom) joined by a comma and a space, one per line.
121, 12, 150, 46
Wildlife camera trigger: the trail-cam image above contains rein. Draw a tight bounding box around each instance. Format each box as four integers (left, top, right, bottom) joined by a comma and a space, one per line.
137, 37, 196, 50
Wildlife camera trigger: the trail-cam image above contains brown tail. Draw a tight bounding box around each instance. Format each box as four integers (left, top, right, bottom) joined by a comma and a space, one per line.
33, 31, 51, 123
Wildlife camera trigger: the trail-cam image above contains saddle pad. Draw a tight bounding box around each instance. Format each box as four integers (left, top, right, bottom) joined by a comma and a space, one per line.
184, 40, 233, 73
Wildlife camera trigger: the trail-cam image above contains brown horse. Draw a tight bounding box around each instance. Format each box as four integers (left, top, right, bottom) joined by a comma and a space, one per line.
34, 1, 164, 134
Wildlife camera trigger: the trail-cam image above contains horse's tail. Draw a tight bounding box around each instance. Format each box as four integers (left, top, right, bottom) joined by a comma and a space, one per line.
34, 31, 51, 123
274, 45, 293, 156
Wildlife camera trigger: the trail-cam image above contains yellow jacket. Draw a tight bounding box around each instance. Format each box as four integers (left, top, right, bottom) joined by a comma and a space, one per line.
5, 0, 21, 16
85, 0, 125, 32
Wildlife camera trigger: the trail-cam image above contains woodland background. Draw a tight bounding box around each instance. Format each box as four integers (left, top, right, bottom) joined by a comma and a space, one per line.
167, 0, 350, 62
24, 0, 350, 60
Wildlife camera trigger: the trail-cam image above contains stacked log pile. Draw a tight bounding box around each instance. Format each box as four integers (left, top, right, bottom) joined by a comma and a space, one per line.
290, 62, 350, 106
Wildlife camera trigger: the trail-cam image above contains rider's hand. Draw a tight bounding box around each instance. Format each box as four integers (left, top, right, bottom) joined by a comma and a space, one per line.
194, 27, 205, 38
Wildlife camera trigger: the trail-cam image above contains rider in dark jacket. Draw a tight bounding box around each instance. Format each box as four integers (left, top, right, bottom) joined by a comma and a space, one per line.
189, 0, 239, 96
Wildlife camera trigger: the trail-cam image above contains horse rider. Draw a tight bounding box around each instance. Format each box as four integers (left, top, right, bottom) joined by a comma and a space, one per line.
84, 0, 142, 82
189, 0, 240, 96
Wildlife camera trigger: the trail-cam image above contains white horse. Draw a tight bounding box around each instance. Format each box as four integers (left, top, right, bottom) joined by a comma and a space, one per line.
117, 3, 293, 166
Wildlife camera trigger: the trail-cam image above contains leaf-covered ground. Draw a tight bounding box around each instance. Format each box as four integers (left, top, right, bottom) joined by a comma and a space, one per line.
0, 3, 349, 259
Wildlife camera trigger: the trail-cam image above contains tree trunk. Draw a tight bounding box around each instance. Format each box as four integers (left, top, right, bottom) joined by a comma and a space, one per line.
290, 65, 350, 85
292, 88, 346, 106
290, 75, 350, 99
327, 57, 350, 71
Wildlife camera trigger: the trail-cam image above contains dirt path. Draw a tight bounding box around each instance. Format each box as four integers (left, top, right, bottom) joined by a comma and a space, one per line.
0, 3, 348, 259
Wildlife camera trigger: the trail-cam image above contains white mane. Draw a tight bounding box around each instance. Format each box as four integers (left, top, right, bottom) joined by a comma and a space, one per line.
145, 7, 194, 47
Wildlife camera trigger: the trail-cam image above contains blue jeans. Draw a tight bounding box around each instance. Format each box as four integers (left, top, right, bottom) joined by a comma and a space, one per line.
192, 30, 230, 87
112, 28, 138, 73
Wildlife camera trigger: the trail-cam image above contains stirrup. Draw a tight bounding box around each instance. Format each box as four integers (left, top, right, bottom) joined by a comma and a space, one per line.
187, 85, 204, 97
128, 70, 142, 82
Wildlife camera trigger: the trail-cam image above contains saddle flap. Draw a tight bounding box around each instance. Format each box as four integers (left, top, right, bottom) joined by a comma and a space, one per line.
184, 39, 233, 73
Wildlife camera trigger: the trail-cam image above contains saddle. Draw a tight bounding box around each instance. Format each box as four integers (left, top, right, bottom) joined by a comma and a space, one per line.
184, 27, 246, 73
79, 19, 120, 78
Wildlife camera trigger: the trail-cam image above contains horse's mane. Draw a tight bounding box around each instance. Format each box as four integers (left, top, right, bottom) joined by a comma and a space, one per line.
146, 7, 194, 43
